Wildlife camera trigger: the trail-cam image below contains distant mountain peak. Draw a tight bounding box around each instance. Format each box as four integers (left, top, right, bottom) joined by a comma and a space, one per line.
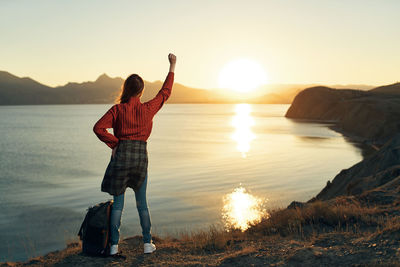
95, 73, 112, 82
0, 70, 21, 80
0, 70, 51, 89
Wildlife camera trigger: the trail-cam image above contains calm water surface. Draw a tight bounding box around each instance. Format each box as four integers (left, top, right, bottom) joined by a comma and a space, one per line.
0, 104, 363, 262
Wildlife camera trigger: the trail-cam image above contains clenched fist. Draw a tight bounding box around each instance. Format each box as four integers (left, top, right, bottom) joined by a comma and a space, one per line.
168, 53, 176, 72
168, 53, 176, 65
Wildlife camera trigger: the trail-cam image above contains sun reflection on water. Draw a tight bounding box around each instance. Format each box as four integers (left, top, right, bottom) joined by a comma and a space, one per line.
231, 104, 255, 158
222, 187, 268, 231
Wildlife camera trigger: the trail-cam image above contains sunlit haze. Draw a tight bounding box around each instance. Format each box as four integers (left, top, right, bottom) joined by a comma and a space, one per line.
219, 59, 268, 92
1, 0, 399, 89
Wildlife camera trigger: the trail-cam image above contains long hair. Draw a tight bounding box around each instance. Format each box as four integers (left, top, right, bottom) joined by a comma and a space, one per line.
116, 74, 144, 104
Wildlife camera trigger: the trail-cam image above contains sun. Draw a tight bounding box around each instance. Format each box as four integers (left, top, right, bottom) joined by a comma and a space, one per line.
218, 58, 268, 93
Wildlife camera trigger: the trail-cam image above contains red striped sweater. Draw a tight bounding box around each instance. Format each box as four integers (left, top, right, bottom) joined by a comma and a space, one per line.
93, 72, 174, 148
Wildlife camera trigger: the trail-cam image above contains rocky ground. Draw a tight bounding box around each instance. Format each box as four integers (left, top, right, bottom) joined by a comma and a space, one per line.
3, 226, 400, 267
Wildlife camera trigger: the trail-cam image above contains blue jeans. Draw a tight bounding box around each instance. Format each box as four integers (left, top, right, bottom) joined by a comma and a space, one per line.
110, 174, 152, 244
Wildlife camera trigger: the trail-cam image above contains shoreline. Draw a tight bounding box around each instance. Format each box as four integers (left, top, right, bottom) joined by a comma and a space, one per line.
287, 117, 380, 159
328, 125, 380, 159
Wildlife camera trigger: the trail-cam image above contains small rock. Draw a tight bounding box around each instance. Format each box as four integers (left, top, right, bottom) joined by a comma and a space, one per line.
287, 201, 305, 209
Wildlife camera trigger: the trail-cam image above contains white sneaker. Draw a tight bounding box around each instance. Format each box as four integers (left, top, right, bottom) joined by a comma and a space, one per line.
144, 242, 156, 254
110, 244, 118, 255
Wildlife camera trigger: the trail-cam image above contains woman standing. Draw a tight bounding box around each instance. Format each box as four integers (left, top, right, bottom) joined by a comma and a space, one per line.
93, 53, 176, 255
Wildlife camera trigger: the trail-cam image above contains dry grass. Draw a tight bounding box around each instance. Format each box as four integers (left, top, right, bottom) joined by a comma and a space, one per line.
157, 199, 390, 253
369, 214, 400, 241
176, 225, 246, 252
248, 199, 384, 238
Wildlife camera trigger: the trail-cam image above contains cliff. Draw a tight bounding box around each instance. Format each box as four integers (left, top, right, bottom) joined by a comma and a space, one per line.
285, 83, 400, 203
285, 83, 400, 145
314, 133, 400, 201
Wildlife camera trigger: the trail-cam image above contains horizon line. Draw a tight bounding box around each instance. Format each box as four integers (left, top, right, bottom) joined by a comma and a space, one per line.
1, 69, 398, 91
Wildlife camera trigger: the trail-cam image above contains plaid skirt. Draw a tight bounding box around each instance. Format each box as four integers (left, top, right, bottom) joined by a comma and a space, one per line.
101, 140, 148, 196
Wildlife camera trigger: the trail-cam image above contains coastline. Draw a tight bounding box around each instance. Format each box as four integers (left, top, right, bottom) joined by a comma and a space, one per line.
286, 117, 379, 159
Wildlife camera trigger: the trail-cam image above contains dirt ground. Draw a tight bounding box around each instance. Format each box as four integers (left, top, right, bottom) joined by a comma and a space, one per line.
2, 229, 400, 267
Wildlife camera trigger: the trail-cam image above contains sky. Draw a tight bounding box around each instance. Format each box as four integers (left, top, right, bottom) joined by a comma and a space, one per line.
1, 0, 399, 89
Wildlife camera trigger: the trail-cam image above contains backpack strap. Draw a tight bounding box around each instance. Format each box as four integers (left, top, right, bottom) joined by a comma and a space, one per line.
77, 213, 89, 240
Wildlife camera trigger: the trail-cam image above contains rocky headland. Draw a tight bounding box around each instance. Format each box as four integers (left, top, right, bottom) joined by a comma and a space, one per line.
3, 83, 400, 266
286, 83, 400, 145
286, 83, 400, 203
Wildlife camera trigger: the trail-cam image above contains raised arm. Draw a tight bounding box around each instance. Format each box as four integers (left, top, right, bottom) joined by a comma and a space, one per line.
144, 53, 176, 116
93, 104, 119, 149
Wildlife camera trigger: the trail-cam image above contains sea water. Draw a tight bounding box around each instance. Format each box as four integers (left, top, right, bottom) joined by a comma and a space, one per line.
0, 104, 363, 262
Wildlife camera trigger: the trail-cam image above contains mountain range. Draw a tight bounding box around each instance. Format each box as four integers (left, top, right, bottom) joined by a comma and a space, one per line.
0, 70, 376, 105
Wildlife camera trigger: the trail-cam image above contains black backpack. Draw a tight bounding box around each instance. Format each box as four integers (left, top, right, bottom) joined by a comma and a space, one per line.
78, 200, 113, 256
